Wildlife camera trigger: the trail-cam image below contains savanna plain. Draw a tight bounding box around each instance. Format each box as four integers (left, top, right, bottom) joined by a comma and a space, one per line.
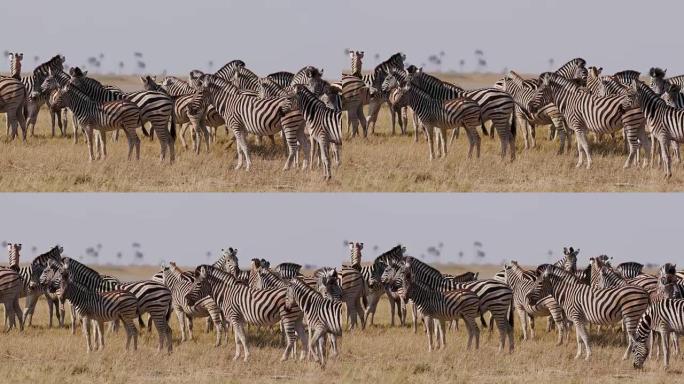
0, 264, 680, 384
1, 73, 681, 192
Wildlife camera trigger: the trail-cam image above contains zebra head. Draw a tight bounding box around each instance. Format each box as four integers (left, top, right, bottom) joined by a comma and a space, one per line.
250, 258, 262, 271
186, 265, 211, 307
316, 268, 342, 301
526, 264, 566, 305
219, 247, 239, 273
39, 69, 63, 96
649, 67, 667, 95
349, 242, 363, 266
562, 246, 580, 272
188, 70, 207, 90
38, 258, 62, 293
661, 83, 681, 107
140, 75, 159, 91
527, 72, 555, 114
259, 259, 271, 270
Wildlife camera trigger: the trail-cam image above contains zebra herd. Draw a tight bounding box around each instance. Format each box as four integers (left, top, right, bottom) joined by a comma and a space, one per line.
6, 52, 684, 178
2, 242, 684, 369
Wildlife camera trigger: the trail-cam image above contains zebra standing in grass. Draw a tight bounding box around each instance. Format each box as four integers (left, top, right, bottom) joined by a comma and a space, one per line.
0, 263, 23, 331
188, 71, 309, 171
285, 277, 343, 365
389, 262, 481, 351
6, 243, 62, 327
407, 70, 515, 160
631, 298, 684, 368
0, 74, 28, 141
527, 264, 650, 360
529, 72, 644, 169
161, 262, 224, 346
40, 257, 173, 352
396, 256, 514, 352
336, 260, 367, 330
40, 72, 145, 161
361, 245, 408, 326
363, 53, 407, 135
186, 265, 307, 361
52, 267, 139, 352
393, 84, 483, 160
66, 68, 176, 162
293, 85, 343, 179
504, 261, 566, 344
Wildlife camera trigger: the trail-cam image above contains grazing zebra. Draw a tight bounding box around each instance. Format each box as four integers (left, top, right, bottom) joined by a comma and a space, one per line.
504, 261, 566, 344
394, 256, 514, 352
393, 84, 483, 160
40, 257, 173, 352
188, 71, 308, 171
407, 70, 516, 160
40, 72, 146, 161
529, 72, 644, 169
285, 277, 343, 365
293, 84, 343, 179
391, 263, 481, 351
631, 298, 684, 368
162, 263, 224, 346
185, 265, 307, 361
0, 265, 23, 331
53, 268, 139, 352
527, 264, 649, 360
5, 244, 62, 327
66, 68, 176, 162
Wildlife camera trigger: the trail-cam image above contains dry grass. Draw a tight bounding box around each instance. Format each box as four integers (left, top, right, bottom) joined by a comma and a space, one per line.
0, 264, 680, 384
2, 73, 683, 192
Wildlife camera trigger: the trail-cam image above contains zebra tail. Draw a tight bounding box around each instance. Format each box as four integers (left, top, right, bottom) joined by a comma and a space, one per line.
480, 123, 488, 136
165, 301, 173, 322
139, 116, 150, 137
138, 315, 146, 328
508, 302, 515, 328
510, 113, 517, 138
480, 313, 488, 329
169, 113, 177, 141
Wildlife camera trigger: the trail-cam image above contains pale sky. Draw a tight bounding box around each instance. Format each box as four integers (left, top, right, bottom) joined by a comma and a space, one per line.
1, 0, 681, 77
0, 193, 679, 268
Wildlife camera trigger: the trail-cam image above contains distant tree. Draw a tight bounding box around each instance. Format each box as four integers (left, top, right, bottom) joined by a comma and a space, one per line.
0, 241, 7, 248
132, 242, 141, 248
136, 61, 146, 73
2, 51, 9, 59
372, 245, 379, 252
96, 243, 102, 250
458, 251, 464, 258
33, 55, 40, 65
118, 61, 125, 74
343, 48, 350, 56
548, 58, 555, 70
474, 50, 487, 72
134, 251, 144, 260
206, 251, 212, 259
459, 59, 466, 73
116, 252, 123, 259
208, 60, 213, 72
133, 52, 143, 58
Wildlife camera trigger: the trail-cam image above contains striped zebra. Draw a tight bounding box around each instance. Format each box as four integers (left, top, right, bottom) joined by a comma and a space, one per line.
527, 264, 650, 360
185, 265, 306, 361
66, 68, 176, 162
504, 261, 566, 344
364, 53, 407, 135
40, 72, 146, 161
216, 247, 252, 284
361, 245, 408, 326
394, 256, 514, 352
285, 277, 343, 365
188, 71, 308, 171
335, 261, 367, 330
631, 298, 684, 368
0, 263, 23, 331
0, 75, 28, 141
161, 76, 196, 96
162, 262, 224, 345
40, 257, 173, 352
616, 262, 644, 279
393, 84, 483, 160
53, 267, 139, 352
6, 244, 62, 327
274, 262, 303, 279
293, 85, 343, 179
391, 262, 481, 351
528, 72, 643, 169
266, 71, 295, 88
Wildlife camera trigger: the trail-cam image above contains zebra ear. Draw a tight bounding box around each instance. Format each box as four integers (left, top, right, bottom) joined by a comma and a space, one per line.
140, 76, 146, 83
348, 51, 354, 60
359, 242, 364, 250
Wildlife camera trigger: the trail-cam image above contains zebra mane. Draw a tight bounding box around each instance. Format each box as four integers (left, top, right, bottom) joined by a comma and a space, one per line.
404, 256, 443, 280
62, 257, 105, 281
373, 52, 406, 75
266, 71, 294, 87
295, 84, 328, 110
198, 264, 245, 287
373, 245, 405, 266
554, 58, 586, 75
613, 70, 641, 83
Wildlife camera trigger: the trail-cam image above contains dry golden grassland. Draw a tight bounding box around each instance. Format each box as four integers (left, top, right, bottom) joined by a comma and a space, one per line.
1, 73, 683, 192
0, 264, 680, 384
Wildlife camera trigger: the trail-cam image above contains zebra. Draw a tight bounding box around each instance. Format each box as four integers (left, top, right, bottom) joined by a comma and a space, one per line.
214, 59, 247, 82
188, 71, 308, 171
274, 262, 303, 279
528, 72, 644, 169
364, 53, 407, 135
161, 76, 196, 96
394, 256, 514, 352
390, 262, 481, 351
616, 262, 645, 279
393, 83, 483, 160
406, 70, 516, 161
5, 243, 62, 327
285, 277, 343, 365
52, 267, 139, 352
631, 298, 684, 368
0, 75, 28, 141
215, 247, 252, 284
185, 265, 307, 361
293, 85, 343, 179
360, 245, 408, 326
66, 68, 176, 162
0, 263, 23, 331
39, 72, 145, 161
504, 261, 566, 344
266, 71, 295, 88
316, 263, 366, 330
39, 257, 173, 352
161, 262, 224, 346
527, 264, 650, 360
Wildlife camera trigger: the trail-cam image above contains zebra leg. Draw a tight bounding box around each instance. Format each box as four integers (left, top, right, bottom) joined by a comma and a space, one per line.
529, 315, 535, 339
233, 127, 250, 170
187, 315, 194, 340
82, 317, 93, 352
662, 330, 671, 367
22, 293, 38, 326
179, 123, 189, 149
99, 130, 108, 160
96, 320, 105, 350
449, 126, 459, 146
412, 111, 420, 142
122, 127, 141, 161
423, 315, 434, 352
319, 139, 331, 180
438, 127, 448, 158
12, 298, 23, 331
175, 308, 187, 342
387, 293, 396, 327
125, 320, 138, 351
411, 300, 418, 334
575, 322, 591, 360
424, 125, 436, 160
516, 307, 528, 341
637, 124, 651, 168
235, 322, 250, 361
658, 135, 672, 178
357, 104, 368, 138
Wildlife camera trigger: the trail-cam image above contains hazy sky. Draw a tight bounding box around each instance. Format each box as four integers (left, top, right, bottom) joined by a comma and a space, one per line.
0, 193, 680, 269
2, 0, 681, 77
